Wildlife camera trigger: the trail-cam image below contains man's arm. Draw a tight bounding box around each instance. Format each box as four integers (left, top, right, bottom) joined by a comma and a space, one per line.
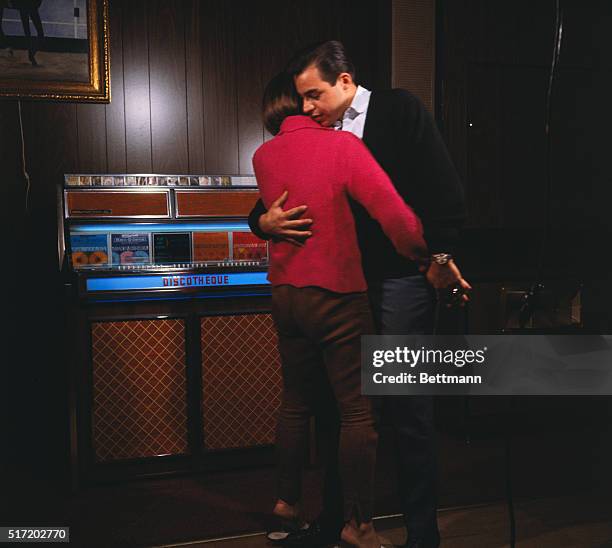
247, 191, 313, 246
247, 198, 270, 240
394, 90, 471, 301
343, 133, 429, 267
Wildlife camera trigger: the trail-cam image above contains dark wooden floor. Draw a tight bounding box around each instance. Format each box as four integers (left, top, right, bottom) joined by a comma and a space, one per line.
4, 398, 612, 548
153, 493, 612, 548
4, 471, 611, 548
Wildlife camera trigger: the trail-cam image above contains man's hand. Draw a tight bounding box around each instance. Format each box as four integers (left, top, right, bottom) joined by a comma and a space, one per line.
259, 190, 313, 246
425, 259, 472, 306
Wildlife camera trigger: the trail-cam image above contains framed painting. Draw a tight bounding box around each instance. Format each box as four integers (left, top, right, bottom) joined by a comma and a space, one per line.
0, 0, 109, 102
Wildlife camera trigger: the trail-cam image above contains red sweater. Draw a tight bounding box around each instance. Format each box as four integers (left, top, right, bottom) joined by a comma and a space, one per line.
252, 115, 427, 293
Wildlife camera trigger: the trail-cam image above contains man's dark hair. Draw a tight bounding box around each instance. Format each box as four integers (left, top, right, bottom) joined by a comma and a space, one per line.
262, 72, 302, 135
285, 40, 355, 85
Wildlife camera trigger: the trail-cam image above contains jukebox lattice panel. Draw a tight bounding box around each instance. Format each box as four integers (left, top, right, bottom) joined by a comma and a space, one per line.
201, 314, 282, 450
91, 319, 189, 462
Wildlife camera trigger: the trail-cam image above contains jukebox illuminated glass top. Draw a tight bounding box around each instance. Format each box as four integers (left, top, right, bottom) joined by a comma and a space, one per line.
62, 174, 268, 273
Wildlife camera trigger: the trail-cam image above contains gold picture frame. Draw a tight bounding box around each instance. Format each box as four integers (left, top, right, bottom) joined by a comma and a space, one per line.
0, 0, 109, 102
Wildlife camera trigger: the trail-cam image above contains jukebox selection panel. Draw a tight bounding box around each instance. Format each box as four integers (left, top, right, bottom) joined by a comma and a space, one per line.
68, 223, 268, 271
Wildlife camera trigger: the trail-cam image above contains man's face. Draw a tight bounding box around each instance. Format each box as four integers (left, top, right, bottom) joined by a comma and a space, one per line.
294, 64, 353, 127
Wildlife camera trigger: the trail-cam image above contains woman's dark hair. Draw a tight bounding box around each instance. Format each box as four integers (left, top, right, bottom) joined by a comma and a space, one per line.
285, 40, 355, 86
262, 72, 302, 135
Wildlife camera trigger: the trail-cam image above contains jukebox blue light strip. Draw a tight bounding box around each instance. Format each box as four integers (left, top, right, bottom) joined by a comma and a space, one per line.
86, 271, 269, 292
71, 222, 250, 233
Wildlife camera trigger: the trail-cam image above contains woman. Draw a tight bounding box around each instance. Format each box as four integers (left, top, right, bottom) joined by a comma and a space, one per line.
253, 72, 428, 548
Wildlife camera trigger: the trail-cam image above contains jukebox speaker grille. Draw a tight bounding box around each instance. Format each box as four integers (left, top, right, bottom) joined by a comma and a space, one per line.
201, 314, 281, 450
91, 319, 189, 461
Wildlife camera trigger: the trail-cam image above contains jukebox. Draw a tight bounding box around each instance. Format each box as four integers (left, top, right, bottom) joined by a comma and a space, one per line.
60, 174, 281, 484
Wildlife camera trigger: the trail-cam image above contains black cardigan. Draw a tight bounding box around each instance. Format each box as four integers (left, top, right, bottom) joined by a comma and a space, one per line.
248, 89, 467, 281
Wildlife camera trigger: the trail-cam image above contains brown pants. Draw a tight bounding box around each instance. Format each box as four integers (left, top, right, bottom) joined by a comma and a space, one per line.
271, 285, 377, 523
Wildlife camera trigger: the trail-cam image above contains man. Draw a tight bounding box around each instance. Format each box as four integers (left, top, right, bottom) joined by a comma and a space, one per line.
249, 41, 470, 548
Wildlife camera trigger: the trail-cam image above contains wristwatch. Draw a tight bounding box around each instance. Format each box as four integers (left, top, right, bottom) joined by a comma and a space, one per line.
431, 253, 453, 265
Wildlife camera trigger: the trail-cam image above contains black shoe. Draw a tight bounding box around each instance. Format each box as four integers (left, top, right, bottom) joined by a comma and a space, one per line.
276, 519, 341, 547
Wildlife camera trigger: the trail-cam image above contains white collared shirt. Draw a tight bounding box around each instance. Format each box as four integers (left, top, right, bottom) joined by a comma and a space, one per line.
333, 85, 371, 139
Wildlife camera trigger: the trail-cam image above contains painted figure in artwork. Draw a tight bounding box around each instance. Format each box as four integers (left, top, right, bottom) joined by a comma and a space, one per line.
0, 0, 44, 66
